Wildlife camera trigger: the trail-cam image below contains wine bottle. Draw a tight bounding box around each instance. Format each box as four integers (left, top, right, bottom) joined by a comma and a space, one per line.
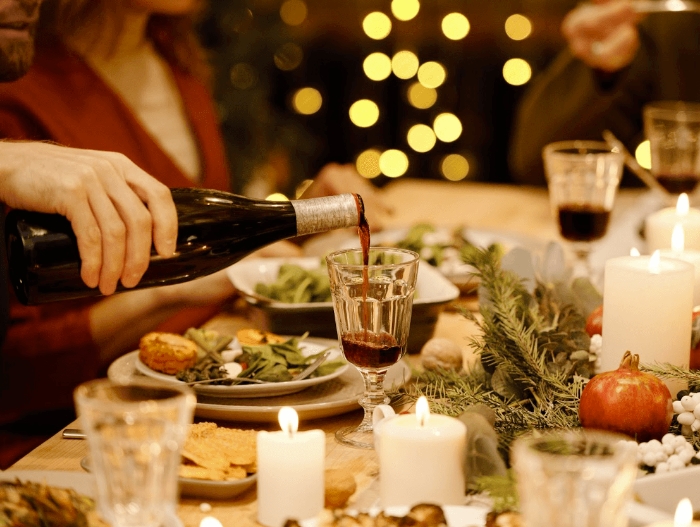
6, 188, 364, 305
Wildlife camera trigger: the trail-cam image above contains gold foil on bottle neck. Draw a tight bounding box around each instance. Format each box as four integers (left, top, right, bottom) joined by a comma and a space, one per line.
291, 194, 360, 236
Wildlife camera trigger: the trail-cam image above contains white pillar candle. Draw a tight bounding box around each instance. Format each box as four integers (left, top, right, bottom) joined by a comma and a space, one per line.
646, 194, 700, 253
257, 407, 325, 527
645, 497, 697, 527
601, 252, 693, 374
378, 396, 466, 508
659, 224, 700, 307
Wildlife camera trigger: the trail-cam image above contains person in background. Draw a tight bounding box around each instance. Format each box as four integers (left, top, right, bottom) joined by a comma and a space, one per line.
508, 0, 700, 185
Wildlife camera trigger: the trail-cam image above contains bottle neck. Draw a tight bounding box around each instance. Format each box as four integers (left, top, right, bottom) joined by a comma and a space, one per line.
291, 194, 361, 236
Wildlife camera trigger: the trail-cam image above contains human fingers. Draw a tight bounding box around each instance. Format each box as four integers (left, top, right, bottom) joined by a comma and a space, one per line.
588, 23, 640, 71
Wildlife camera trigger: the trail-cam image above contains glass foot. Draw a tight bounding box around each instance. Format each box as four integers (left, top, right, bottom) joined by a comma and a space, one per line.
335, 425, 375, 449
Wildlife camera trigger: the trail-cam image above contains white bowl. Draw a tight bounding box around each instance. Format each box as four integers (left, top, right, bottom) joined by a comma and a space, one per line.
227, 256, 460, 353
633, 464, 700, 514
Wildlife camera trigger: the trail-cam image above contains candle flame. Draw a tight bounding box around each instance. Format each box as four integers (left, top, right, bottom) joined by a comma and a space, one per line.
672, 224, 687, 252
200, 517, 223, 527
630, 247, 641, 257
674, 498, 693, 527
278, 406, 299, 437
416, 396, 430, 427
649, 250, 661, 275
677, 193, 690, 216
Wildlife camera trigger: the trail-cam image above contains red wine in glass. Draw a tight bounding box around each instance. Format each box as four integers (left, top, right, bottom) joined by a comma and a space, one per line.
558, 204, 611, 242
655, 173, 700, 195
341, 331, 402, 370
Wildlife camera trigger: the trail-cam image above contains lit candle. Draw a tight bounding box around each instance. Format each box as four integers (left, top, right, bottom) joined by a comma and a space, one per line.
659, 225, 700, 307
378, 396, 467, 508
646, 193, 700, 253
601, 252, 693, 375
645, 497, 696, 527
257, 407, 325, 527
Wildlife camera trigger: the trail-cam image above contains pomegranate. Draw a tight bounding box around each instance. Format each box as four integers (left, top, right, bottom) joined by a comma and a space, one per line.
585, 305, 603, 337
579, 350, 673, 442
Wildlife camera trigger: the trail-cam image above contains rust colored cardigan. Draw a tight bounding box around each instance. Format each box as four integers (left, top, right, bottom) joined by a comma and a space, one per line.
0, 40, 231, 442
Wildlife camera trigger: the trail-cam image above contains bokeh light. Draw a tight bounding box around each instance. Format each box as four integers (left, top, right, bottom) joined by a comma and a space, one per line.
349, 99, 380, 127
379, 149, 409, 178
407, 82, 437, 109
502, 58, 532, 86
356, 149, 382, 178
391, 0, 420, 21
229, 63, 257, 90
280, 0, 307, 26
266, 193, 289, 201
433, 113, 463, 142
441, 154, 470, 181
292, 87, 322, 115
505, 14, 532, 40
294, 179, 314, 198
636, 140, 652, 169
417, 62, 446, 89
363, 52, 392, 81
442, 13, 470, 40
392, 50, 419, 79
274, 42, 303, 71
363, 12, 392, 40
407, 124, 436, 153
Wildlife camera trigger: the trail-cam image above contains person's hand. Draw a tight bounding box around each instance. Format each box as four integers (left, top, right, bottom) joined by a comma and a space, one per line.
152, 268, 237, 308
302, 163, 392, 231
0, 141, 178, 295
562, 0, 642, 72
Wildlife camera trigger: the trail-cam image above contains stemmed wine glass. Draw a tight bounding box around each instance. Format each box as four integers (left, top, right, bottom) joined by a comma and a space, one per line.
326, 247, 419, 449
543, 140, 624, 280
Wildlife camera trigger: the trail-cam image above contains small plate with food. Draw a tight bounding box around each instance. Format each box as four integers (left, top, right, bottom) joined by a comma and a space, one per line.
132, 328, 348, 399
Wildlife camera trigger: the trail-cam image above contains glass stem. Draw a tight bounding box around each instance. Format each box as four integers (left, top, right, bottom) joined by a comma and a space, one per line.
356, 370, 389, 433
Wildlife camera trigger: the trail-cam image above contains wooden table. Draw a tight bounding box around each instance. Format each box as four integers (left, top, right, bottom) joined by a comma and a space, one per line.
8, 179, 651, 527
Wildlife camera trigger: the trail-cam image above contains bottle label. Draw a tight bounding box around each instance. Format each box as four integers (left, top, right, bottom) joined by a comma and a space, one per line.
291, 194, 360, 236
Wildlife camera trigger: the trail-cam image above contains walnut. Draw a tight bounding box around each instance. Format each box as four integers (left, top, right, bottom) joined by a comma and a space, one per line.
324, 469, 357, 509
420, 338, 463, 371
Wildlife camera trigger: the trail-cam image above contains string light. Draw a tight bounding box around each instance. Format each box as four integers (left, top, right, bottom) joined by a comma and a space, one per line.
502, 58, 531, 86
407, 82, 437, 109
349, 99, 380, 127
433, 113, 462, 142
266, 193, 289, 201
636, 140, 652, 170
292, 87, 322, 115
391, 0, 420, 21
391, 50, 419, 79
363, 12, 392, 40
442, 13, 470, 40
363, 52, 392, 81
505, 14, 532, 40
274, 43, 303, 71
441, 154, 470, 181
417, 61, 446, 89
279, 0, 307, 26
379, 149, 409, 178
356, 149, 382, 178
407, 124, 436, 153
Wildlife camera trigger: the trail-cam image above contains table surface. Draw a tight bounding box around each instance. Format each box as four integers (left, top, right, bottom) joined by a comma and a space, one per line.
6, 179, 651, 527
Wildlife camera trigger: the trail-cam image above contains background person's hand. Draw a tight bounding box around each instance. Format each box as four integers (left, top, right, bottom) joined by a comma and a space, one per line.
562, 0, 642, 72
0, 141, 178, 295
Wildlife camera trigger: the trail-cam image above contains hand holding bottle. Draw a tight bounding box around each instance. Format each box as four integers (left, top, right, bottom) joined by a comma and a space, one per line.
0, 141, 178, 295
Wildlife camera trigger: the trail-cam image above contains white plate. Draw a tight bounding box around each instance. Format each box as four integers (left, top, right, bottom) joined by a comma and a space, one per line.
299, 504, 489, 527
133, 337, 348, 399
109, 353, 411, 423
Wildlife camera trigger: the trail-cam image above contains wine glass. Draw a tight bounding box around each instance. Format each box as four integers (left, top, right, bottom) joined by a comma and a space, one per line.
326, 247, 419, 449
543, 140, 624, 280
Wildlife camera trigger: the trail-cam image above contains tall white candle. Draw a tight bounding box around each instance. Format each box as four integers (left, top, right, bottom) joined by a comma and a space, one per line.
646, 194, 700, 253
601, 252, 693, 374
257, 407, 325, 527
659, 224, 700, 307
378, 396, 466, 508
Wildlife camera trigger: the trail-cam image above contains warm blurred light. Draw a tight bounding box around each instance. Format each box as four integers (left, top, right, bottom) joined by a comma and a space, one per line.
363, 52, 392, 81
503, 58, 532, 86
199, 517, 223, 527
636, 140, 652, 169
349, 99, 380, 127
379, 149, 409, 178
229, 63, 257, 90
363, 12, 392, 40
407, 82, 437, 109
292, 87, 322, 115
407, 124, 436, 153
274, 42, 303, 71
294, 179, 314, 198
280, 0, 307, 26
391, 0, 420, 21
442, 13, 470, 40
441, 154, 470, 181
392, 50, 419, 79
417, 62, 446, 89
433, 113, 462, 142
266, 193, 289, 201
505, 14, 532, 40
356, 149, 382, 178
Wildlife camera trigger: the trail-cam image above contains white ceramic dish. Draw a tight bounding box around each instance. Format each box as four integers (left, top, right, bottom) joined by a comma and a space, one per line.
299, 504, 489, 527
633, 464, 700, 514
109, 353, 411, 423
133, 337, 348, 399
227, 256, 459, 353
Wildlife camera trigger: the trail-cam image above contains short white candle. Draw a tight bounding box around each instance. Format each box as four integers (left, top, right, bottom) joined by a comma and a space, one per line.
601, 252, 693, 374
659, 224, 700, 307
645, 497, 696, 527
257, 407, 325, 527
378, 396, 466, 508
646, 194, 700, 253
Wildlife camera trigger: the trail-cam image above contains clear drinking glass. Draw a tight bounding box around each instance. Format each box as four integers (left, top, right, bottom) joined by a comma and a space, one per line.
543, 140, 624, 279
511, 429, 638, 527
74, 379, 196, 527
326, 247, 419, 449
644, 101, 700, 201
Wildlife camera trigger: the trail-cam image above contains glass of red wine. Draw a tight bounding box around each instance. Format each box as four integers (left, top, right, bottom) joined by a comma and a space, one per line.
326, 247, 419, 449
543, 140, 624, 280
644, 101, 700, 202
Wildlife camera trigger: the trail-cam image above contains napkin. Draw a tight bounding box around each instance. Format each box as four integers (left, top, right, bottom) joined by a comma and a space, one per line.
458, 404, 507, 491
